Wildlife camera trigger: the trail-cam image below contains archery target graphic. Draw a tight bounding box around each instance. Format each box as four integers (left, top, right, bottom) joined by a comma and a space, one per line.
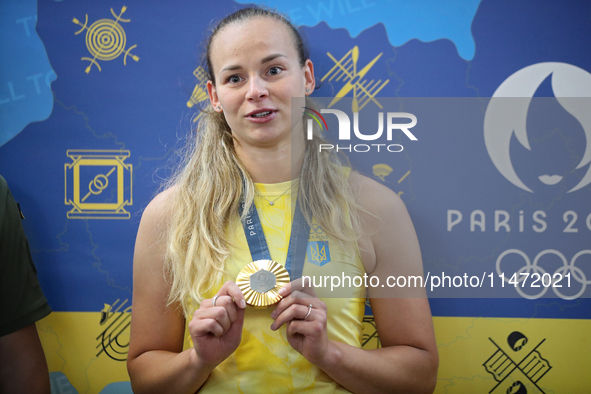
86, 19, 126, 61
73, 6, 139, 73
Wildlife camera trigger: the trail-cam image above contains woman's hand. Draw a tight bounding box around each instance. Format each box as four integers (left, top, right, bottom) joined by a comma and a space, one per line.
188, 281, 247, 369
270, 281, 330, 366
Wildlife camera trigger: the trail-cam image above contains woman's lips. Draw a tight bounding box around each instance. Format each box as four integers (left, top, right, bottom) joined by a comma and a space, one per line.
246, 109, 277, 123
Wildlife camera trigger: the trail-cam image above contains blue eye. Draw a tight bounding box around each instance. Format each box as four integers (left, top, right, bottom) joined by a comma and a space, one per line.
228, 75, 242, 83
268, 67, 282, 76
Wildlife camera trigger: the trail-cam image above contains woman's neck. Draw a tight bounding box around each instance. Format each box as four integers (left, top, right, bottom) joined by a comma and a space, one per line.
234, 135, 305, 184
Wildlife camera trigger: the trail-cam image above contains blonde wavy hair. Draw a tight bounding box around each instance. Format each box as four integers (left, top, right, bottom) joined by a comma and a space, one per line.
164, 7, 363, 317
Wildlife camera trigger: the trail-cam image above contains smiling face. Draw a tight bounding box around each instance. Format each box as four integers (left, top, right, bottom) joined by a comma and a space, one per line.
206, 17, 315, 149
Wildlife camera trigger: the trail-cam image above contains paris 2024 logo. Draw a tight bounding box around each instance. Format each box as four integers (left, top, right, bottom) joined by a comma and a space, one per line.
484, 62, 591, 193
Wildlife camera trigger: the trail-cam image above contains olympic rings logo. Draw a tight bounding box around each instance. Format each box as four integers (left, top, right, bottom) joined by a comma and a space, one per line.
496, 249, 591, 300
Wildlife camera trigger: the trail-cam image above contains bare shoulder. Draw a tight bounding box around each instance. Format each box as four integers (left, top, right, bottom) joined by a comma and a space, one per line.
142, 186, 178, 226
347, 170, 407, 222
348, 170, 421, 277
347, 170, 415, 275
348, 173, 437, 381
134, 185, 178, 270
129, 185, 186, 363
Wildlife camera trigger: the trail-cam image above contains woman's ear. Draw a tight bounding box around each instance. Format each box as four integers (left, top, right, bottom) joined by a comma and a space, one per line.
207, 80, 223, 112
303, 59, 315, 95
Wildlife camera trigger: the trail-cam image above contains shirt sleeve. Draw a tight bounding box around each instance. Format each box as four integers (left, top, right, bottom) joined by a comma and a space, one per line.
0, 176, 51, 337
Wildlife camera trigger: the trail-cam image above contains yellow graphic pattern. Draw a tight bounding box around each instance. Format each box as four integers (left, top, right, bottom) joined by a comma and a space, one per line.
372, 163, 393, 182
64, 150, 133, 219
96, 299, 131, 361
37, 312, 591, 394
372, 165, 410, 197
362, 315, 381, 349
321, 45, 389, 112
309, 223, 326, 238
73, 6, 139, 74
187, 66, 209, 122
395, 169, 411, 196
38, 315, 591, 393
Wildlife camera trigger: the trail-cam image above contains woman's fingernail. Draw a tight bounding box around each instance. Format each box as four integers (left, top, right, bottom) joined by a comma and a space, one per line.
271, 310, 276, 319
240, 300, 246, 308
270, 323, 275, 331
278, 287, 287, 296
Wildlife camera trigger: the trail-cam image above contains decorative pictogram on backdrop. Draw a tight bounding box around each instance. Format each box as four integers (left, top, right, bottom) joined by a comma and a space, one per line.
72, 6, 139, 74
321, 46, 389, 112
64, 149, 133, 219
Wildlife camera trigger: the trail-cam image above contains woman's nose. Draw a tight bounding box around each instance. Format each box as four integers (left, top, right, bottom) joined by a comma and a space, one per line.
246, 76, 268, 100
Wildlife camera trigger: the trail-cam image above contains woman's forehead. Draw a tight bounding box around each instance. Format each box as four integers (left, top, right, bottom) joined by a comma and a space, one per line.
210, 17, 297, 67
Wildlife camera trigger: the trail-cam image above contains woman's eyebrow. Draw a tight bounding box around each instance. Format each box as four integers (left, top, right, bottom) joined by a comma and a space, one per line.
261, 53, 287, 63
220, 64, 242, 73
219, 53, 287, 74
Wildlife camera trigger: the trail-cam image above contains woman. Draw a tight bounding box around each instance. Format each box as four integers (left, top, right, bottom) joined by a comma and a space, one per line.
127, 7, 438, 393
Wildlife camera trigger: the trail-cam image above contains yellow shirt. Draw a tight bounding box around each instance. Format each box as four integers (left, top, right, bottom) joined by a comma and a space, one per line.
197, 178, 366, 393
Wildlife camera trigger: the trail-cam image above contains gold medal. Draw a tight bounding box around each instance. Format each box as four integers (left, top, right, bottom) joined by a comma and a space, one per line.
236, 259, 290, 307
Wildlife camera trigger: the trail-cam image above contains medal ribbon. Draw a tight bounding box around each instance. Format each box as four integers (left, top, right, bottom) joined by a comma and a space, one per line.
239, 191, 310, 280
